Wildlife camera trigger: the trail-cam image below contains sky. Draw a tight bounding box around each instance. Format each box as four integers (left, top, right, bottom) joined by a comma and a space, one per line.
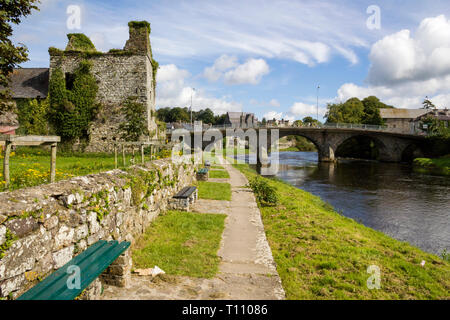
12, 0, 450, 122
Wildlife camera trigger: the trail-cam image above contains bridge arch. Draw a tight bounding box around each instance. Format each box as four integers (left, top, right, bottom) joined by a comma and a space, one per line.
334, 134, 388, 161
276, 131, 333, 162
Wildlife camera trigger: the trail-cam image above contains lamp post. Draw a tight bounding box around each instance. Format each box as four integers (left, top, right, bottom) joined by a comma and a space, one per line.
317, 85, 320, 123
190, 88, 195, 127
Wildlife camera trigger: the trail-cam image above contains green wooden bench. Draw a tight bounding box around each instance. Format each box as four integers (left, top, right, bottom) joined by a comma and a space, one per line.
198, 168, 209, 174
17, 240, 130, 300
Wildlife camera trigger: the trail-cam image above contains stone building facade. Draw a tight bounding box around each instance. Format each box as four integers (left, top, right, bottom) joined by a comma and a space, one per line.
49, 21, 158, 152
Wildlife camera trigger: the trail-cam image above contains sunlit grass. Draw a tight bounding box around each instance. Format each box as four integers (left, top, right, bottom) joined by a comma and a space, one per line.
197, 181, 232, 201
233, 163, 450, 300
132, 211, 226, 278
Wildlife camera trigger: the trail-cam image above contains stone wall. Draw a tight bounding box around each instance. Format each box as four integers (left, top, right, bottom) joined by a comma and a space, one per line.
0, 158, 196, 299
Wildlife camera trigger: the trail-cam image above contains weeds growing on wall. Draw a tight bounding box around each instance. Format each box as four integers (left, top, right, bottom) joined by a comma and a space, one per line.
48, 60, 100, 143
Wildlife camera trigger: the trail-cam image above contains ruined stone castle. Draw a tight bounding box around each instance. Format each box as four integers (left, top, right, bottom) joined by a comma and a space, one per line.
3, 21, 158, 152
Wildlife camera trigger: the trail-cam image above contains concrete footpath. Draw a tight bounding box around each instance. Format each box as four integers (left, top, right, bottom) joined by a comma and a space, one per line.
101, 161, 285, 300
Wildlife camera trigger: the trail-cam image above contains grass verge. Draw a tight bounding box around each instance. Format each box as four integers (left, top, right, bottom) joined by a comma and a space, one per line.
198, 181, 232, 201
209, 170, 230, 179
132, 211, 226, 278
0, 146, 170, 192
413, 155, 450, 176
233, 163, 450, 300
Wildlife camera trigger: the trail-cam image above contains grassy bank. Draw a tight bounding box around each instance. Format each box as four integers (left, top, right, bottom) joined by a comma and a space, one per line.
132, 211, 226, 278
413, 155, 450, 176
209, 170, 230, 179
0, 147, 170, 192
233, 163, 450, 299
197, 181, 232, 201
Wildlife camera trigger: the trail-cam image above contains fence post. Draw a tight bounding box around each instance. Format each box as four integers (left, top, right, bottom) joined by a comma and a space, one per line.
141, 144, 145, 164
122, 145, 126, 167
114, 145, 118, 169
50, 143, 57, 183
3, 141, 12, 189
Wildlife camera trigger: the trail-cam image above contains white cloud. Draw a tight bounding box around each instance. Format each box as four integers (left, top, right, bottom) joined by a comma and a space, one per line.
156, 64, 242, 115
289, 102, 327, 120
204, 56, 270, 85
336, 15, 450, 110
224, 58, 270, 85
269, 99, 280, 108
264, 111, 283, 120
203, 55, 238, 82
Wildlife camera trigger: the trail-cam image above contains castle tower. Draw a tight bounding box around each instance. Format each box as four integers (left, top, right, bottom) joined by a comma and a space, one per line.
48, 21, 158, 152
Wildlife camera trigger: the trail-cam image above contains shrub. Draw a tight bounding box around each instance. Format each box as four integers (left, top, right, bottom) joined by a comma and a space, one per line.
248, 176, 278, 206
16, 98, 49, 135
119, 97, 148, 141
66, 33, 97, 52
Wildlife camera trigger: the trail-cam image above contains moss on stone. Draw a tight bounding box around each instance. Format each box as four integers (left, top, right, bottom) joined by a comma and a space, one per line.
0, 228, 18, 259
128, 21, 151, 33
66, 33, 97, 52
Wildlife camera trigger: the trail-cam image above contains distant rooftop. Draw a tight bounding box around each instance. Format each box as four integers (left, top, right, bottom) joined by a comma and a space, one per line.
0, 68, 49, 99
380, 108, 430, 119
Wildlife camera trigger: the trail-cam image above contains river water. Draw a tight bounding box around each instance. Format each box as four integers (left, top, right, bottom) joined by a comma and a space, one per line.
245, 151, 450, 255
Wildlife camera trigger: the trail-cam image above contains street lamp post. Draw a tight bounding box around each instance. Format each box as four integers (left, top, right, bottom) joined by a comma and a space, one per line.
316, 85, 320, 123
190, 88, 195, 127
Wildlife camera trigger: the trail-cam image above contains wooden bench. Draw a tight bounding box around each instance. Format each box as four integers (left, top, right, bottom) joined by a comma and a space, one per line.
17, 240, 130, 300
197, 168, 209, 181
169, 186, 198, 211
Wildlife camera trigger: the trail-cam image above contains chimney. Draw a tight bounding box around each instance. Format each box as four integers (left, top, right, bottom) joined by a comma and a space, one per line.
123, 21, 152, 55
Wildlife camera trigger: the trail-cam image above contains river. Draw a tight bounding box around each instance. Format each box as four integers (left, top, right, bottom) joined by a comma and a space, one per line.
243, 151, 450, 255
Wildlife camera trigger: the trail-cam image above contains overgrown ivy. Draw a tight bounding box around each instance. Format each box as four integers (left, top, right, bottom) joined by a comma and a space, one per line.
16, 98, 49, 135
48, 60, 100, 142
66, 33, 97, 52
119, 97, 148, 141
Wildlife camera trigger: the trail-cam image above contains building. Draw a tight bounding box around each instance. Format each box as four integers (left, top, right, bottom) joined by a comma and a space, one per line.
380, 108, 450, 134
48, 21, 157, 151
1, 21, 157, 152
266, 118, 291, 127
225, 112, 258, 128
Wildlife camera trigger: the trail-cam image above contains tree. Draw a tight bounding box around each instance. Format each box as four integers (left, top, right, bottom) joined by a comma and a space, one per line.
361, 96, 384, 125
293, 120, 303, 127
261, 118, 267, 126
196, 108, 215, 124
214, 113, 227, 125
303, 116, 321, 126
0, 0, 40, 107
422, 97, 436, 110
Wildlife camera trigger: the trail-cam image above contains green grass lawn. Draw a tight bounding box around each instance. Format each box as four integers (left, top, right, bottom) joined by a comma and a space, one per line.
413, 154, 450, 176
0, 147, 170, 192
132, 211, 226, 278
233, 163, 450, 300
211, 165, 224, 170
198, 181, 232, 201
209, 170, 230, 179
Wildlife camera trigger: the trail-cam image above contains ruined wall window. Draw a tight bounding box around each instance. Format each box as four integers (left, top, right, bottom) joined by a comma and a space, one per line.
65, 73, 76, 90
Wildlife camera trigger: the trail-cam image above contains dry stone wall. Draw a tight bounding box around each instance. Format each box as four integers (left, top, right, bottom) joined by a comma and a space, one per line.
0, 159, 196, 299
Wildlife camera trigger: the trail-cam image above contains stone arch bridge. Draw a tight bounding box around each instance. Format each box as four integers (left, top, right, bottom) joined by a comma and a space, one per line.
168, 126, 427, 163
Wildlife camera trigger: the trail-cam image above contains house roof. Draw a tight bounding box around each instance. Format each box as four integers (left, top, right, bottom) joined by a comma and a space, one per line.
0, 68, 49, 99
380, 108, 430, 119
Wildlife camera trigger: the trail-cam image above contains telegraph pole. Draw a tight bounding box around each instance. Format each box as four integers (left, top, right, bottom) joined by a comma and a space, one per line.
317, 85, 320, 122
190, 88, 195, 127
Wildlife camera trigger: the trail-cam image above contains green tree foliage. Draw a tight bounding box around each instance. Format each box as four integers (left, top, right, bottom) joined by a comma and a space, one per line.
16, 98, 49, 135
302, 117, 321, 126
422, 97, 436, 110
48, 61, 99, 142
156, 107, 225, 125
0, 0, 40, 106
325, 96, 392, 125
119, 97, 148, 141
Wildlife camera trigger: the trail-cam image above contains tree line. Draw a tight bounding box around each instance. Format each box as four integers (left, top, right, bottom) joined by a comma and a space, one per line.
156, 107, 228, 125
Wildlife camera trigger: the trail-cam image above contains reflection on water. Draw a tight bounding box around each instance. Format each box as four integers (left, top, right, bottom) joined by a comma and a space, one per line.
244, 151, 450, 255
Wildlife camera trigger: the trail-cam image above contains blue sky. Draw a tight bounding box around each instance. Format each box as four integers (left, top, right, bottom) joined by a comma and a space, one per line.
12, 0, 450, 121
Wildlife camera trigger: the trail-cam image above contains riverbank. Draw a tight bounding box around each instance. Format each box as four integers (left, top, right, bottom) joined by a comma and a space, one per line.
233, 163, 450, 299
413, 155, 450, 176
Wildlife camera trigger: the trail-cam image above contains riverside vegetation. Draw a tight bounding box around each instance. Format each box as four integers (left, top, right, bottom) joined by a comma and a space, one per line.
233, 163, 450, 299
413, 154, 450, 176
